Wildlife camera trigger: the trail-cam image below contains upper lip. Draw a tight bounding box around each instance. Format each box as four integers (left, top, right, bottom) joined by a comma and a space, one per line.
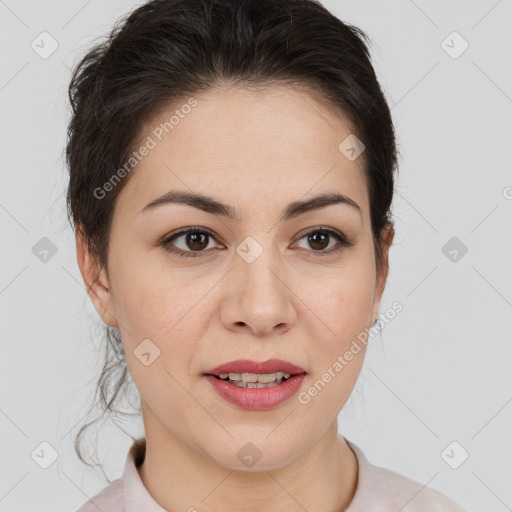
205, 359, 306, 376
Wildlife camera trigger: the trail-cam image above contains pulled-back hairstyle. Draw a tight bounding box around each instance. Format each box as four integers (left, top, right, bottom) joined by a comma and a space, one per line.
65, 0, 399, 471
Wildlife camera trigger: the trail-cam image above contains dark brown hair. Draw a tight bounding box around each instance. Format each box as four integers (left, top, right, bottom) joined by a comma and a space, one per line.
65, 0, 399, 471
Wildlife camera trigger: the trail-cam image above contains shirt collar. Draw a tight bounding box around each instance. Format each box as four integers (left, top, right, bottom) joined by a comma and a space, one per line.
123, 437, 166, 512
345, 438, 375, 509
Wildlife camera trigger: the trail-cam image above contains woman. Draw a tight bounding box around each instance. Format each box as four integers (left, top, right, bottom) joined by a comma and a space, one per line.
67, 0, 467, 510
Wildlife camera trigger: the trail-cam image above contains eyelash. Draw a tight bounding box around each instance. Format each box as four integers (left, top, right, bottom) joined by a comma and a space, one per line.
160, 226, 354, 259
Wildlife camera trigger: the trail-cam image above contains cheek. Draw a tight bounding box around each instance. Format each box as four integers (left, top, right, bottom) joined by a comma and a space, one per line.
297, 254, 375, 402
110, 248, 192, 334
116, 277, 202, 422
107, 256, 200, 383
308, 256, 376, 339
122, 284, 200, 362
297, 281, 372, 424
311, 282, 373, 375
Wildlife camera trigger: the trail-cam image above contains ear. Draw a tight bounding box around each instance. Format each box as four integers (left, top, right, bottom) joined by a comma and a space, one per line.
75, 226, 118, 328
370, 224, 395, 325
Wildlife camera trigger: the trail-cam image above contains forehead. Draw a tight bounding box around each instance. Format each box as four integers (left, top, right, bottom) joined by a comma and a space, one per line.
116, 84, 369, 221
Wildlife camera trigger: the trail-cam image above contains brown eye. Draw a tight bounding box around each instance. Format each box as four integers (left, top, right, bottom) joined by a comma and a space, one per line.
161, 227, 219, 258
307, 231, 330, 251
185, 232, 209, 251
295, 227, 354, 254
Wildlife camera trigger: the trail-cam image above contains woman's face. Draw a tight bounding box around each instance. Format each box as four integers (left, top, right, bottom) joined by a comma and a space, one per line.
81, 84, 392, 470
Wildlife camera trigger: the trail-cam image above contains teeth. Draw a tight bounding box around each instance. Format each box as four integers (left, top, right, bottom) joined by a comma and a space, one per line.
256, 373, 275, 383
241, 381, 279, 388
218, 371, 294, 385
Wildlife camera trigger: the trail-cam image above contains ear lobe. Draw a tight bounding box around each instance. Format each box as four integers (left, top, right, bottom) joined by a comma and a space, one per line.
75, 226, 118, 328
371, 224, 395, 325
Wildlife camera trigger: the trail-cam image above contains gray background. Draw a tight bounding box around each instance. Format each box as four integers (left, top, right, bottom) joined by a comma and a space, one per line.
1, 0, 511, 510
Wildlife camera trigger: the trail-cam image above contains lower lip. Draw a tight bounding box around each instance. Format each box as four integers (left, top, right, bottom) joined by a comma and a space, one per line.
204, 373, 307, 410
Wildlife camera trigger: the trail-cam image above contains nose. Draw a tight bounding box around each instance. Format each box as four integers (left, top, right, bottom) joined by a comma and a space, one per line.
220, 254, 297, 337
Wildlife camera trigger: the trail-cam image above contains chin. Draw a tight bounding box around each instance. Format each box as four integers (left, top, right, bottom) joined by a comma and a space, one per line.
202, 435, 299, 472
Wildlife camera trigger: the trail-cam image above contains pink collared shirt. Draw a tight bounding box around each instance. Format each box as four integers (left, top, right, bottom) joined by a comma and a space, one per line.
75, 437, 467, 511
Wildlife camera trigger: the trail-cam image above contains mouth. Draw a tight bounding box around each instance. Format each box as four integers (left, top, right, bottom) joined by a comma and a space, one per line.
204, 358, 307, 389
203, 368, 308, 409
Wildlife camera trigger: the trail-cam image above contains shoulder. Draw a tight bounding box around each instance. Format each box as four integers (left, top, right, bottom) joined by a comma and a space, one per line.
347, 440, 468, 511
74, 477, 124, 512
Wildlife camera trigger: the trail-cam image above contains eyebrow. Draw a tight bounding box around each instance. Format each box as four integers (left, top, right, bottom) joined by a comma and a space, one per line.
140, 190, 362, 222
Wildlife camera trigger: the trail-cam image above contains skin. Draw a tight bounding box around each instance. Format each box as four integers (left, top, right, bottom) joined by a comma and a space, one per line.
77, 83, 394, 512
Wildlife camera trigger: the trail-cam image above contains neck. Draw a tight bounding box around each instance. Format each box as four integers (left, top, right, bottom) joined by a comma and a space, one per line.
137, 406, 358, 512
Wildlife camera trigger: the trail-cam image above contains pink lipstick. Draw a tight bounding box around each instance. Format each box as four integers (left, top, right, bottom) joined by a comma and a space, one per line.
204, 359, 307, 410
